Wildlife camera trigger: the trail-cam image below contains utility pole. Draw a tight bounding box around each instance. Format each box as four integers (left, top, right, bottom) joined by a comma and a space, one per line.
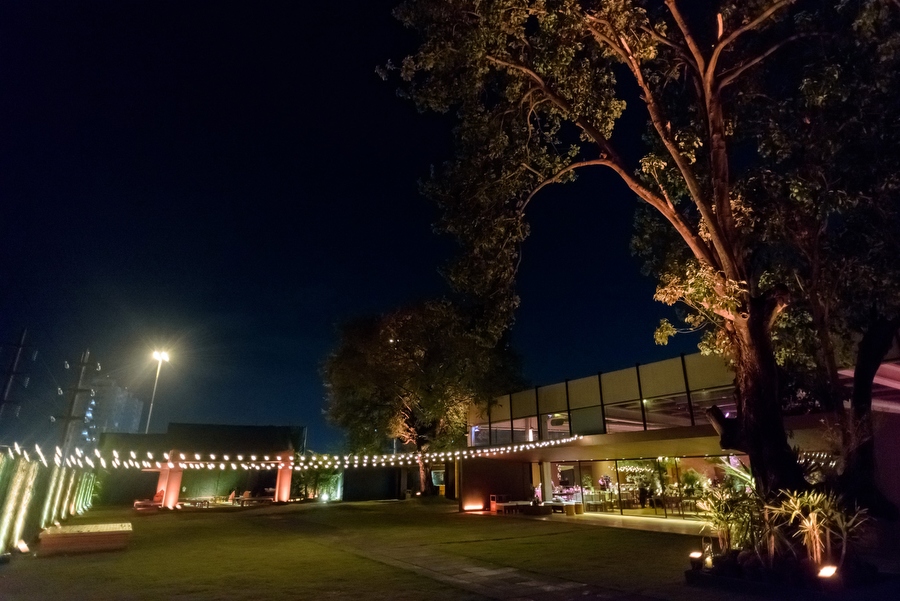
56, 349, 94, 457
0, 328, 28, 423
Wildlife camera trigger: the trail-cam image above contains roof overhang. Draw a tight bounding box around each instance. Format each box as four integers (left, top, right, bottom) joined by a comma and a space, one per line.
473, 414, 831, 464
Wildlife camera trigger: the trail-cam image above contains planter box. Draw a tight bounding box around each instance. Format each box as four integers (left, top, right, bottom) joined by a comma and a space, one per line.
39, 523, 132, 557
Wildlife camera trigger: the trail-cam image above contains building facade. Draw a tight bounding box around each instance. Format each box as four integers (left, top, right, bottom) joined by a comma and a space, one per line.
460, 346, 900, 522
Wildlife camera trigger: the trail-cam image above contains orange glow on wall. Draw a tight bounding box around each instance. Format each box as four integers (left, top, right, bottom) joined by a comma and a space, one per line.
274, 450, 293, 502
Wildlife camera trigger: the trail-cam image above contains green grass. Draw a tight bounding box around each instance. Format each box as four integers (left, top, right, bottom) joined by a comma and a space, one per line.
0, 499, 766, 600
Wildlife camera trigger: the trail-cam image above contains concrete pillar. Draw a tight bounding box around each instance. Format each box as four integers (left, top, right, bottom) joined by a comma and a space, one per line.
156, 469, 169, 500
540, 461, 554, 504
162, 468, 183, 509
274, 451, 293, 502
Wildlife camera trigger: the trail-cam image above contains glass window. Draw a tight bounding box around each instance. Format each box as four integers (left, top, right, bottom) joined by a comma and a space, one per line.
491, 419, 512, 445
550, 462, 580, 502
469, 424, 490, 447
675, 454, 749, 519
570, 406, 604, 436
603, 400, 645, 433
580, 460, 618, 513
689, 387, 737, 423
511, 416, 538, 443
539, 412, 570, 440
616, 459, 668, 518
643, 393, 694, 430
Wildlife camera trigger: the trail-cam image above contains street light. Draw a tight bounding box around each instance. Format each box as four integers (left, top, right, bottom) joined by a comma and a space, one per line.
145, 351, 169, 434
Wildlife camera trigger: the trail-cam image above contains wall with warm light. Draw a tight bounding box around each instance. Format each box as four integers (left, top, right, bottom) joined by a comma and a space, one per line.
0, 444, 94, 553
342, 466, 406, 501
459, 457, 533, 511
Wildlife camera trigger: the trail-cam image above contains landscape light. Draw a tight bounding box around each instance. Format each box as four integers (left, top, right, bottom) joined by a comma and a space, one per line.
818, 566, 837, 578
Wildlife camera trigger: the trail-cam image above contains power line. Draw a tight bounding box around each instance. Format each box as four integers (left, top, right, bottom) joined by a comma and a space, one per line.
1, 328, 29, 423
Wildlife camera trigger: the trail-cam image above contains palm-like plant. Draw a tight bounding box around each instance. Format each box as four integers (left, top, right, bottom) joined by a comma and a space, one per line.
830, 503, 869, 567
769, 490, 868, 567
770, 491, 832, 565
697, 458, 762, 553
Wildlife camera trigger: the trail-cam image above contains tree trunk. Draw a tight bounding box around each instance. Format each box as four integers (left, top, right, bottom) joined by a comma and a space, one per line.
730, 295, 806, 496
809, 294, 842, 412
839, 315, 900, 518
418, 459, 428, 494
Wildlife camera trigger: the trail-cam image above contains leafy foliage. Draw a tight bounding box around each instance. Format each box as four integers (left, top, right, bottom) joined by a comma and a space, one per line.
697, 458, 764, 553
769, 490, 869, 567
323, 300, 524, 455
697, 458, 870, 570
391, 0, 826, 493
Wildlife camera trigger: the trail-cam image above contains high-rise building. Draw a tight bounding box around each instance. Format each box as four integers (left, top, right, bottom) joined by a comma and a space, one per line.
78, 375, 143, 448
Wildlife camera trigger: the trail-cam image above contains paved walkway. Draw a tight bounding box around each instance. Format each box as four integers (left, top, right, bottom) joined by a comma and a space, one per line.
337, 509, 900, 601
344, 542, 661, 601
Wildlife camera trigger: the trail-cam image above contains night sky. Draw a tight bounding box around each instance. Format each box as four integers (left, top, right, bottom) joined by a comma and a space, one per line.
1, 0, 696, 452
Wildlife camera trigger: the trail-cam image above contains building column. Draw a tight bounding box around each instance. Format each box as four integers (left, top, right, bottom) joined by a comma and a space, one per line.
162, 467, 183, 509
155, 468, 169, 500
274, 450, 294, 502
540, 461, 554, 504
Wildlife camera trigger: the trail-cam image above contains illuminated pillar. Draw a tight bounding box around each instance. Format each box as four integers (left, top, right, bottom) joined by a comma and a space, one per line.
75, 473, 91, 513
81, 473, 94, 511
41, 465, 62, 528
162, 468, 183, 509
49, 467, 68, 523
156, 468, 170, 499
0, 458, 30, 552
59, 470, 77, 520
540, 461, 553, 504
12, 462, 39, 547
71, 473, 85, 514
274, 451, 293, 502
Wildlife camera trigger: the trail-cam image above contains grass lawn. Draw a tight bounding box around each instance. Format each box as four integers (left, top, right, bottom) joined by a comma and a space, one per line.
2, 498, 884, 600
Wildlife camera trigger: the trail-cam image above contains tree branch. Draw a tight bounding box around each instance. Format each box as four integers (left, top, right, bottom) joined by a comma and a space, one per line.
718, 35, 804, 90
709, 0, 795, 76
582, 16, 630, 63
615, 35, 731, 276
483, 53, 719, 273
638, 24, 699, 74
485, 54, 623, 163
520, 159, 610, 210
664, 0, 707, 73
599, 160, 719, 269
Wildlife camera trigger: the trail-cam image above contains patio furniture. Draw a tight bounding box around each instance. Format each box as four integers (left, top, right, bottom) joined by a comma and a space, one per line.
236, 491, 274, 507
182, 496, 212, 508
133, 489, 165, 511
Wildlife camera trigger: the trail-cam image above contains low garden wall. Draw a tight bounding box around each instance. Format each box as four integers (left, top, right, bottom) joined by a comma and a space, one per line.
0, 446, 94, 553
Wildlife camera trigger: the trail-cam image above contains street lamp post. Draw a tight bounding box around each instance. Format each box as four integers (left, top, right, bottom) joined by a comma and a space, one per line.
145, 351, 169, 434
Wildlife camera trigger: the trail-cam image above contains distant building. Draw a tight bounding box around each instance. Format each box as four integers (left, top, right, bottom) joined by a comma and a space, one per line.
76, 376, 143, 448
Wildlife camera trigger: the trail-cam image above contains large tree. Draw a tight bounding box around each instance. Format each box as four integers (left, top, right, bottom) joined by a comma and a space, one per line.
736, 0, 900, 512
388, 0, 860, 494
323, 300, 523, 490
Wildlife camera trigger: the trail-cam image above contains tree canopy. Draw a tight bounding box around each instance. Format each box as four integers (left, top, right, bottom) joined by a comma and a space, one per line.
390, 0, 900, 495
323, 300, 524, 457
